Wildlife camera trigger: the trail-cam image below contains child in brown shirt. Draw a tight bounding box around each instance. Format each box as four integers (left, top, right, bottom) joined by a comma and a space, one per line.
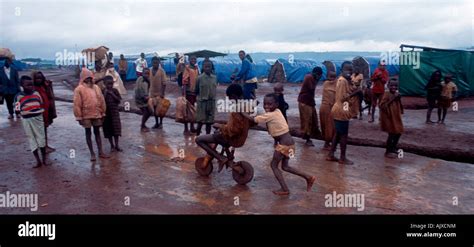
379, 79, 404, 158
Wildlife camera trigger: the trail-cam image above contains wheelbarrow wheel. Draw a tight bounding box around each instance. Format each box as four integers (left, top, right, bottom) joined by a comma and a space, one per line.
195, 157, 213, 176
232, 161, 254, 185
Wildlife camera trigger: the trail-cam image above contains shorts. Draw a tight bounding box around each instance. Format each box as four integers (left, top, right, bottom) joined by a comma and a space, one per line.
275, 144, 296, 158
438, 97, 451, 109
334, 120, 349, 135
80, 118, 103, 128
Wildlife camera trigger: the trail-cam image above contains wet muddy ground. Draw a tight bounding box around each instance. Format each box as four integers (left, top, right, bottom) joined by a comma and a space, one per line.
1, 68, 472, 214
50, 69, 474, 163
1, 99, 473, 214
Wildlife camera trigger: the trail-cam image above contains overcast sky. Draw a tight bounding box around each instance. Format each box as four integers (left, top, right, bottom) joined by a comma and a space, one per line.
0, 0, 472, 59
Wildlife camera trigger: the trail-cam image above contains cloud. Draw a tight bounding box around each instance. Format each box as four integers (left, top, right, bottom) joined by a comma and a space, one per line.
0, 0, 471, 58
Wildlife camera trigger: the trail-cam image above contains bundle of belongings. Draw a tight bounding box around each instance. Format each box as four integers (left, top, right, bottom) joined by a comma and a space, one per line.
82, 46, 127, 96
175, 96, 196, 123
148, 97, 171, 117
0, 48, 15, 60
82, 46, 109, 68
105, 63, 127, 95
0, 48, 16, 104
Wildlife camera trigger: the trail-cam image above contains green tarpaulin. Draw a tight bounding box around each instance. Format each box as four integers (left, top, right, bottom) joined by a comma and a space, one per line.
400, 50, 474, 97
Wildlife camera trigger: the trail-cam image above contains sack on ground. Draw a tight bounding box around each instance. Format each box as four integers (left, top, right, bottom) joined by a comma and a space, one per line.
175, 96, 195, 123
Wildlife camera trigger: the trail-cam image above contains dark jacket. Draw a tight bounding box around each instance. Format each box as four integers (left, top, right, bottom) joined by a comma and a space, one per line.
0, 65, 21, 95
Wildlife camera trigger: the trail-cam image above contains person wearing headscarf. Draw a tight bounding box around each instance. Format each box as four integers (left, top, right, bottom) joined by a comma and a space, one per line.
32, 70, 57, 153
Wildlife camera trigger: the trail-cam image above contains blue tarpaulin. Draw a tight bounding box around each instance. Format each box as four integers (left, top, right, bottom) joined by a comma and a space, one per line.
114, 53, 400, 83
0, 59, 27, 71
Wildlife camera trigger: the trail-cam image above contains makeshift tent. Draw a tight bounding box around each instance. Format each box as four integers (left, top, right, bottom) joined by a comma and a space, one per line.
275, 59, 327, 83
268, 60, 286, 83
197, 57, 271, 83
114, 52, 405, 84
185, 50, 227, 58
352, 56, 370, 80
399, 44, 474, 96
114, 56, 175, 81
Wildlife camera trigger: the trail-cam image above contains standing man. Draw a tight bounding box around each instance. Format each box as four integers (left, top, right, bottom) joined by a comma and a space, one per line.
369, 61, 389, 122
297, 67, 323, 146
0, 58, 21, 119
234, 50, 257, 100
118, 54, 128, 83
135, 52, 148, 77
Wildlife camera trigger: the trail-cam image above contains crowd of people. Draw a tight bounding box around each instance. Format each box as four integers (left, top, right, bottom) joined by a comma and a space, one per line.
0, 50, 459, 195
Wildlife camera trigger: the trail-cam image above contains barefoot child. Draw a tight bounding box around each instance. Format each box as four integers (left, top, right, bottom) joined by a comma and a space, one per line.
327, 62, 360, 165
425, 70, 442, 124
73, 68, 109, 161
274, 83, 289, 122
438, 74, 457, 124
15, 76, 50, 168
350, 69, 364, 119
103, 76, 122, 152
319, 71, 337, 150
379, 79, 404, 158
135, 68, 152, 132
245, 93, 316, 196
32, 71, 57, 153
195, 84, 254, 172
369, 62, 389, 123
182, 55, 199, 134
195, 60, 217, 135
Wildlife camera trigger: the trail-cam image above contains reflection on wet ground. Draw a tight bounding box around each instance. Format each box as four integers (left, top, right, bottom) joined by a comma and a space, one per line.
0, 98, 473, 214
